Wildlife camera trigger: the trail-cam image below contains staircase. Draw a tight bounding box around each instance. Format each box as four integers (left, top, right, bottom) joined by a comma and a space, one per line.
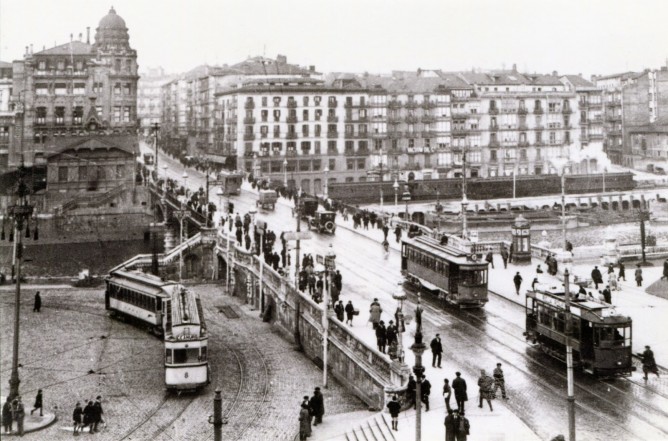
345, 414, 396, 441
57, 183, 127, 214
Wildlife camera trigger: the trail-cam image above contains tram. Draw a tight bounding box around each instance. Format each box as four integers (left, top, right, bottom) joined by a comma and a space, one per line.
105, 270, 210, 391
217, 170, 244, 196
401, 235, 489, 308
525, 285, 634, 377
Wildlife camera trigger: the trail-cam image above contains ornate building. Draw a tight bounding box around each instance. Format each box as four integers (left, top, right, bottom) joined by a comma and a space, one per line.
9, 7, 139, 210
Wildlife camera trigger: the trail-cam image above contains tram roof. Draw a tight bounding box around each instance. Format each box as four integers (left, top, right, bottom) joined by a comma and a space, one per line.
403, 235, 487, 266
170, 287, 201, 327
107, 270, 177, 297
528, 287, 631, 324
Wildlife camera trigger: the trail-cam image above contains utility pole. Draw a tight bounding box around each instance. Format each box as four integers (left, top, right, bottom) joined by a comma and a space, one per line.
564, 270, 576, 441
152, 122, 160, 181
461, 151, 468, 238
410, 294, 426, 441
295, 189, 302, 287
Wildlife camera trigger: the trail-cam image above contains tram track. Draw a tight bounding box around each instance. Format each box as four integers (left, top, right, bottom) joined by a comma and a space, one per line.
411, 288, 668, 440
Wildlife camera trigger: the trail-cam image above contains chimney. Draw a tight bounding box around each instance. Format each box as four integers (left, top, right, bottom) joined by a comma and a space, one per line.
87, 27, 90, 44
25, 46, 29, 56
552, 70, 558, 76
79, 33, 83, 41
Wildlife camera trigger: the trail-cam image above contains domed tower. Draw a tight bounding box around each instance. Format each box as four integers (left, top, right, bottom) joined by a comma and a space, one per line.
94, 7, 133, 52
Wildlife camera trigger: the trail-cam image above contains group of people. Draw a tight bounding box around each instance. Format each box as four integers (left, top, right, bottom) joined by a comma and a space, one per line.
368, 298, 407, 361
2, 390, 43, 436
298, 387, 325, 440
72, 396, 105, 435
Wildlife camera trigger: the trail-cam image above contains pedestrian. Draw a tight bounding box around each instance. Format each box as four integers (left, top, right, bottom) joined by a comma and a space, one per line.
452, 372, 468, 412
485, 249, 494, 269
407, 374, 417, 409
642, 345, 660, 381
298, 403, 311, 440
334, 300, 344, 322
30, 389, 43, 417
454, 410, 470, 441
369, 298, 382, 330
11, 397, 25, 437
309, 387, 324, 425
508, 242, 514, 263
500, 245, 509, 269
443, 378, 452, 411
565, 240, 573, 254
663, 259, 668, 280
386, 320, 398, 346
2, 397, 12, 434
386, 395, 401, 431
602, 285, 612, 304
531, 277, 539, 291
492, 363, 508, 400
376, 320, 387, 353
235, 227, 243, 245
73, 401, 83, 435
430, 333, 443, 368
92, 395, 104, 432
591, 266, 603, 289
513, 272, 523, 295
477, 369, 494, 411
383, 224, 390, 242
421, 376, 432, 411
618, 261, 626, 281
635, 265, 643, 287
608, 272, 619, 291
536, 264, 544, 274
33, 291, 41, 312
345, 301, 355, 326
83, 400, 94, 432
444, 409, 457, 441
394, 225, 402, 243
608, 263, 615, 274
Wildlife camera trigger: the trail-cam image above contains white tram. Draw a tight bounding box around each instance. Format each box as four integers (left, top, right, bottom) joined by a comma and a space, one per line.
105, 270, 209, 391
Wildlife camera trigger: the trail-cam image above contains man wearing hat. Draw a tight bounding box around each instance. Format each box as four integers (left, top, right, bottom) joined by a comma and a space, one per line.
430, 333, 443, 368
493, 363, 508, 400
309, 387, 324, 425
642, 346, 660, 381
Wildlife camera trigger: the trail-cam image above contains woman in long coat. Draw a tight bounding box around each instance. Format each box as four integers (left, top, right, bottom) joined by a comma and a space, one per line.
369, 299, 382, 329
298, 404, 311, 440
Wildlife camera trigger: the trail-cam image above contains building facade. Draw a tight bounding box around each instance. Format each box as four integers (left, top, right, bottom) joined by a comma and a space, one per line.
137, 67, 174, 135
0, 61, 15, 172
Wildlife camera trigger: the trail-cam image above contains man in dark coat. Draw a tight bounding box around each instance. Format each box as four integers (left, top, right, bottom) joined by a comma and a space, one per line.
344, 301, 355, 326
642, 345, 660, 380
383, 224, 390, 241
444, 409, 457, 441
309, 388, 324, 425
33, 291, 41, 312
394, 225, 402, 243
421, 376, 432, 411
386, 395, 401, 431
334, 301, 345, 322
513, 272, 523, 295
485, 250, 494, 269
591, 266, 603, 289
83, 400, 94, 431
477, 369, 494, 411
663, 259, 668, 280
602, 286, 612, 304
430, 334, 443, 368
30, 389, 43, 416
92, 396, 103, 432
618, 262, 626, 281
500, 246, 509, 269
2, 397, 12, 434
493, 363, 508, 400
407, 375, 417, 409
376, 321, 387, 353
454, 410, 470, 441
385, 320, 398, 346
452, 372, 467, 412
635, 265, 643, 287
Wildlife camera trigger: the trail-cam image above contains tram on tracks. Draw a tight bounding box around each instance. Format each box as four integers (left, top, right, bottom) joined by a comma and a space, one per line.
524, 285, 634, 377
105, 270, 210, 391
217, 170, 244, 196
401, 235, 489, 308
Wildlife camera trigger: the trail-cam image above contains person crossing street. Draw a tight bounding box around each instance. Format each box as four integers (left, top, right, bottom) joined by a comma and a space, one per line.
492, 363, 508, 400
430, 333, 443, 368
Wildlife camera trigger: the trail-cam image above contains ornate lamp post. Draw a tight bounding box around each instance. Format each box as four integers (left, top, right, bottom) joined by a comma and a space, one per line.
550, 158, 569, 251
392, 290, 407, 364
152, 122, 160, 181
410, 294, 426, 441
564, 270, 576, 441
295, 188, 303, 286
324, 166, 329, 199
402, 186, 411, 222
322, 244, 336, 388
4, 165, 37, 401
283, 158, 288, 188
393, 179, 399, 210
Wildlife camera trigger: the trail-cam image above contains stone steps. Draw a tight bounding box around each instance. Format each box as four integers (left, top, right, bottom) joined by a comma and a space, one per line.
345, 414, 396, 441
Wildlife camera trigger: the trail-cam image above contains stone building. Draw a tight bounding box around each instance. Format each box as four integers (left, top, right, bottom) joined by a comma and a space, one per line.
137, 67, 174, 136
8, 7, 140, 211
0, 61, 14, 173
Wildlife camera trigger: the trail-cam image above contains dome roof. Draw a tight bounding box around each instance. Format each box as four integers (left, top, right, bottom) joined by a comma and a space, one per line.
98, 7, 126, 30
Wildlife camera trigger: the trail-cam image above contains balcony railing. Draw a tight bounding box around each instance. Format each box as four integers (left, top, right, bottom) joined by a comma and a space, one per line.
328, 100, 338, 108
562, 107, 573, 114
287, 100, 298, 109
489, 140, 500, 147
422, 130, 434, 138
533, 107, 544, 114
371, 132, 387, 138
243, 117, 255, 124
489, 125, 499, 132
286, 132, 298, 140
421, 115, 435, 124
405, 100, 419, 109
488, 108, 499, 115
451, 128, 468, 136
327, 131, 339, 139
327, 115, 338, 123
518, 107, 528, 115
388, 115, 402, 124
243, 133, 255, 141
518, 140, 530, 147
388, 131, 403, 139
388, 100, 402, 109
518, 124, 529, 131
225, 117, 237, 124
422, 101, 437, 109
244, 101, 255, 110
287, 116, 298, 123
405, 115, 419, 124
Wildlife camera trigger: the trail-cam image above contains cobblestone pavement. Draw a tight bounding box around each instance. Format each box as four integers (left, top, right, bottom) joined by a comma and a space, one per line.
0, 285, 366, 440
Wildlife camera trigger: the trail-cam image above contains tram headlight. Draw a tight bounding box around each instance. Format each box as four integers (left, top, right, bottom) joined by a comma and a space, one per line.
617, 361, 622, 365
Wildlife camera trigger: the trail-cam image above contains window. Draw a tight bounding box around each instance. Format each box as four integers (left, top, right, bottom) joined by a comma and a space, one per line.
115, 59, 121, 72
123, 106, 131, 122
314, 125, 321, 137
520, 149, 527, 160
303, 96, 309, 106
73, 106, 83, 125
328, 124, 337, 134
299, 160, 310, 171
329, 159, 336, 170
315, 109, 322, 121
273, 97, 281, 106
302, 125, 309, 137
38, 61, 46, 71
313, 159, 321, 171
301, 141, 311, 153
490, 150, 497, 161
57, 60, 65, 70
36, 107, 47, 125
345, 140, 354, 153
314, 141, 321, 154
408, 139, 415, 148
35, 84, 49, 95
357, 158, 365, 169
123, 83, 131, 95
73, 83, 85, 95
93, 82, 103, 94
303, 109, 309, 121
261, 110, 268, 122
314, 96, 322, 105
114, 106, 122, 122
549, 131, 556, 144
536, 131, 542, 143
55, 107, 65, 125
273, 109, 281, 121
260, 125, 268, 137
273, 126, 281, 138
116, 164, 124, 178
114, 83, 121, 95
58, 166, 68, 182
346, 159, 354, 170
358, 140, 368, 152
55, 83, 67, 95
262, 97, 268, 107
78, 166, 87, 181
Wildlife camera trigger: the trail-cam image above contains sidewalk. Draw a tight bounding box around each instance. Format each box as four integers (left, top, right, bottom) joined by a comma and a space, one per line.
334, 213, 668, 368
0, 396, 57, 436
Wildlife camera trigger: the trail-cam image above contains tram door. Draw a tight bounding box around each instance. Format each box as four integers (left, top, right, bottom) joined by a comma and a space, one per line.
580, 319, 594, 362
401, 243, 408, 271
448, 263, 459, 295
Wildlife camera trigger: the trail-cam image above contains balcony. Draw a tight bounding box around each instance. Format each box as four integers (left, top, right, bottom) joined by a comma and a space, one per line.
518, 107, 528, 115
589, 133, 604, 140
388, 131, 403, 139
421, 130, 434, 138
388, 100, 402, 109
287, 116, 298, 124
421, 114, 435, 124
344, 148, 356, 156
388, 115, 402, 124
489, 140, 500, 147
244, 101, 255, 110
371, 131, 387, 138
518, 123, 529, 131
225, 116, 237, 124
243, 133, 255, 141
286, 132, 298, 140
451, 127, 468, 136
533, 107, 544, 114
328, 99, 338, 108
489, 125, 499, 132
327, 115, 339, 123
405, 115, 419, 124
488, 107, 499, 115
562, 107, 573, 114
287, 100, 298, 109
518, 140, 530, 147
327, 131, 339, 139
422, 101, 437, 109
243, 117, 255, 124
405, 100, 419, 109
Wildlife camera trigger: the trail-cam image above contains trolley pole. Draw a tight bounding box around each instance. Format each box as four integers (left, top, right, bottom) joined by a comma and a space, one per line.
295, 189, 302, 287
461, 151, 468, 238
564, 270, 576, 441
410, 295, 426, 441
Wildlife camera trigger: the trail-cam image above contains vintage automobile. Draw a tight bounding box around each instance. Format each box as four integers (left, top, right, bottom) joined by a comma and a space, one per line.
256, 189, 278, 210
297, 197, 319, 218
309, 211, 337, 234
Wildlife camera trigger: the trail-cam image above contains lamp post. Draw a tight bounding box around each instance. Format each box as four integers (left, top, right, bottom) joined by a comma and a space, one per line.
256, 219, 266, 314
461, 151, 468, 238
639, 201, 651, 266
216, 187, 224, 228
402, 186, 411, 222
393, 179, 399, 210
161, 164, 168, 187
563, 270, 576, 441
182, 171, 189, 196
602, 167, 607, 193
176, 201, 187, 282
322, 244, 336, 388
4, 164, 36, 401
152, 122, 160, 181
295, 188, 303, 286
324, 166, 329, 199
410, 294, 426, 441
550, 157, 569, 251
283, 158, 288, 188
392, 290, 407, 364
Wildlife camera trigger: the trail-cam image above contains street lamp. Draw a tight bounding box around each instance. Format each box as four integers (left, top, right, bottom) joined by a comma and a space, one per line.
392, 290, 407, 364
283, 158, 288, 188
161, 164, 168, 186
3, 164, 37, 401
402, 185, 411, 222
563, 270, 576, 441
216, 187, 224, 227
152, 122, 160, 181
410, 294, 426, 441
322, 244, 336, 388
324, 166, 329, 199
393, 179, 399, 210
182, 171, 189, 197
175, 198, 187, 282
295, 187, 303, 286
550, 157, 569, 251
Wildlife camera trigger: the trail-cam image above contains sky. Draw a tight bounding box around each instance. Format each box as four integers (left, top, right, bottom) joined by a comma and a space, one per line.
1, 0, 667, 78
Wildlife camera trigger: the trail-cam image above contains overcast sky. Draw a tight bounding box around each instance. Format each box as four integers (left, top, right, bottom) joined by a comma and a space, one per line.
1, 0, 666, 77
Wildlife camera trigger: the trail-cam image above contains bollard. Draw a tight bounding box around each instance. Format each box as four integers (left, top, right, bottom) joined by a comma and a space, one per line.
208, 388, 226, 441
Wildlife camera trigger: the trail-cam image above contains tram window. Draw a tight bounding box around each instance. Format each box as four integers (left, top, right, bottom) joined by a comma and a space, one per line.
165, 349, 172, 364
460, 269, 485, 286
173, 349, 187, 363
572, 318, 581, 340
200, 346, 207, 361
187, 348, 200, 363
156, 299, 161, 311
538, 305, 552, 326
554, 312, 565, 333
595, 327, 628, 347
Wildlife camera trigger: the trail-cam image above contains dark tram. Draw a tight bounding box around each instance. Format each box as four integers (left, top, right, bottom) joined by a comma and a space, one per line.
401, 235, 488, 308
525, 285, 634, 377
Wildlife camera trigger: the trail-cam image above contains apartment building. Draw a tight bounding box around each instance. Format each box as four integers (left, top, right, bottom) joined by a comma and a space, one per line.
137, 67, 174, 135
0, 61, 14, 172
